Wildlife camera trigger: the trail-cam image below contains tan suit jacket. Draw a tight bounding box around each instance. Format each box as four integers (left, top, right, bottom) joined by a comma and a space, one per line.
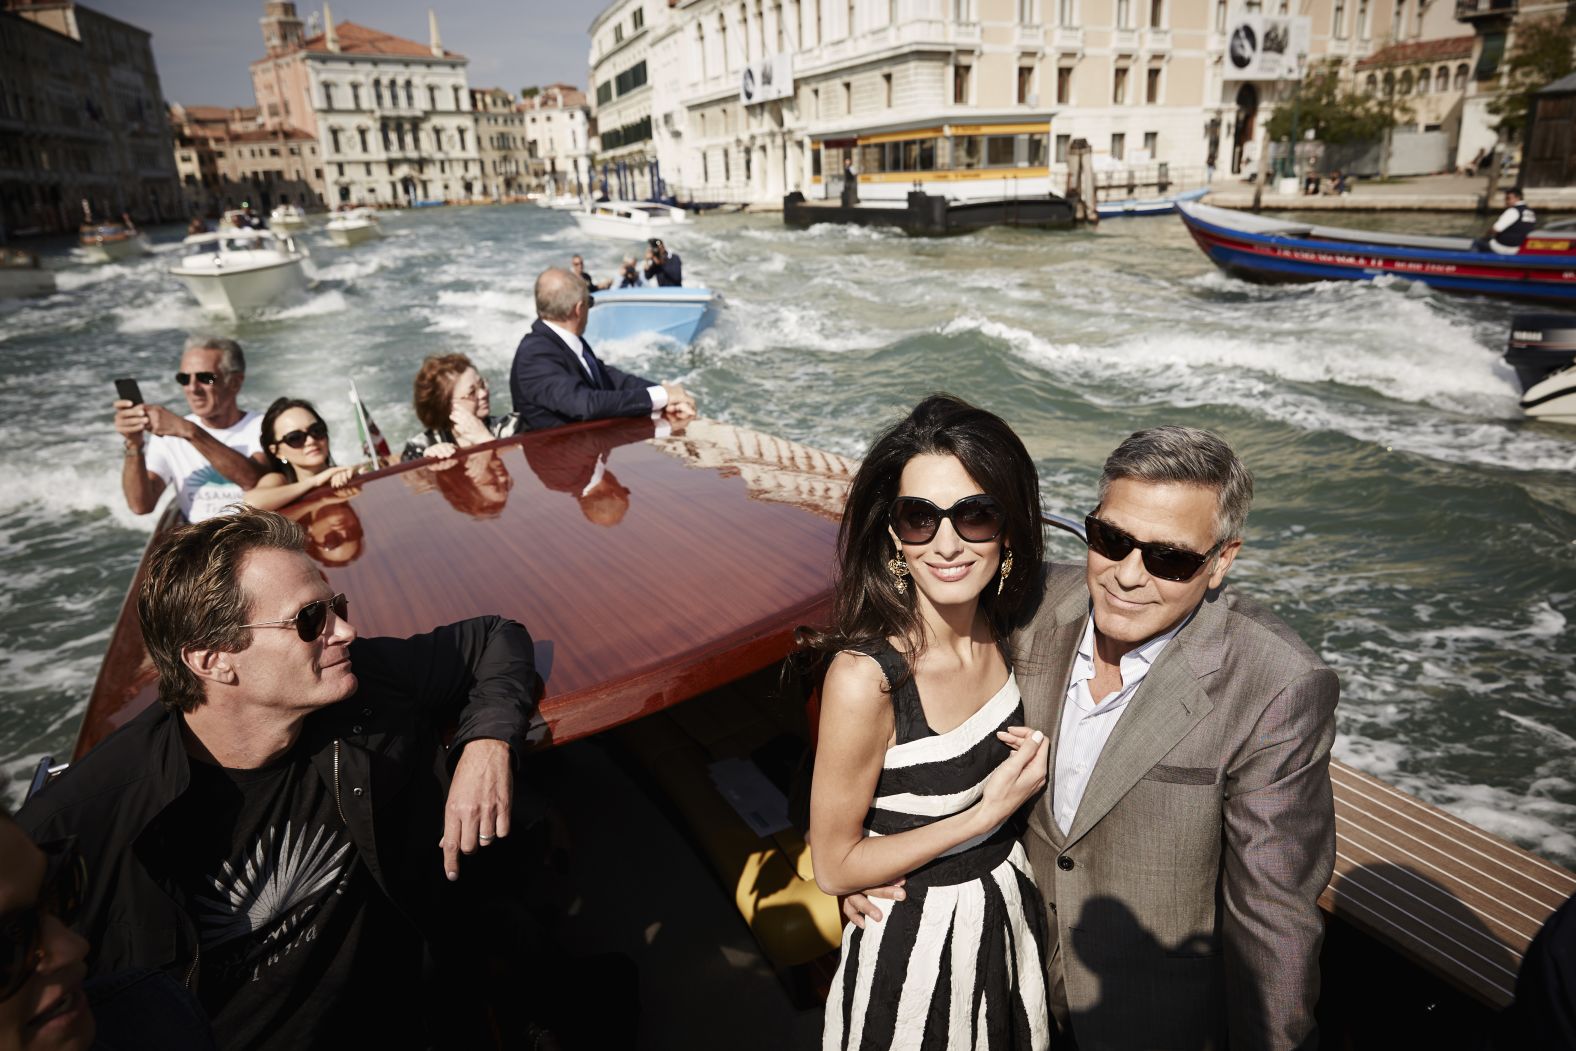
1014, 563, 1338, 1051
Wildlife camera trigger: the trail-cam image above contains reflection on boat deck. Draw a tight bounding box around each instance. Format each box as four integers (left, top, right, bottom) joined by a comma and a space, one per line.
652, 418, 856, 520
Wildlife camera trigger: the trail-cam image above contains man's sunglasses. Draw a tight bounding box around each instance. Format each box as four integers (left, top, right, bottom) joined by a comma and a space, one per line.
174, 371, 221, 386
890, 495, 1006, 545
273, 421, 329, 449
1084, 515, 1222, 583
241, 593, 349, 642
0, 840, 87, 1003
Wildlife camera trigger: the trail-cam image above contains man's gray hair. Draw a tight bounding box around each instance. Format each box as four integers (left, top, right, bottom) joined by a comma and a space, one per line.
1098, 426, 1255, 542
183, 335, 246, 377
534, 267, 588, 322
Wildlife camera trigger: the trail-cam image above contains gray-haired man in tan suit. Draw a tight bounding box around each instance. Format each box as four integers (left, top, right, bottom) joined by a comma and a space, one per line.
846, 426, 1338, 1050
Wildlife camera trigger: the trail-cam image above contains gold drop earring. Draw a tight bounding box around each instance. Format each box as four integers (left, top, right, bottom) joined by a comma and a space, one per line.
998, 548, 1013, 596
887, 548, 910, 595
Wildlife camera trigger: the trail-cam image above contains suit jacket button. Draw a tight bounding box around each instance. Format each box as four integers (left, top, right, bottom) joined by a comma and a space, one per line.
1057, 855, 1074, 871
352, 787, 364, 797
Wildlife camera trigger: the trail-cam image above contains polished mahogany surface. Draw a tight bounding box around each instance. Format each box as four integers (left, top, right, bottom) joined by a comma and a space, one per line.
74, 417, 854, 757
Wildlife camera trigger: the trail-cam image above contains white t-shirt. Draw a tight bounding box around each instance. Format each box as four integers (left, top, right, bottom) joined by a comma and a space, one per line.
143, 410, 264, 523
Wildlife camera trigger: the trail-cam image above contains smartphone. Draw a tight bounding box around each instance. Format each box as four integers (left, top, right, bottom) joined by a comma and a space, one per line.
114, 378, 143, 405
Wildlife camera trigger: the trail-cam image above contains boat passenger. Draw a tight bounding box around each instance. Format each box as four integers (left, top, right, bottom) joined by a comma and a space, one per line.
643, 238, 682, 287
617, 255, 641, 288
399, 353, 523, 462
0, 804, 217, 1051
113, 336, 266, 523
569, 254, 611, 292
509, 267, 696, 430
244, 397, 359, 512
805, 394, 1053, 1050
1476, 186, 1538, 255
845, 425, 1339, 1051
17, 507, 540, 1050
298, 501, 365, 565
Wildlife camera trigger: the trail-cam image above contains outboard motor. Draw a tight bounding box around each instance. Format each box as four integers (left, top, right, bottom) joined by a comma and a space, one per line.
1505, 314, 1576, 423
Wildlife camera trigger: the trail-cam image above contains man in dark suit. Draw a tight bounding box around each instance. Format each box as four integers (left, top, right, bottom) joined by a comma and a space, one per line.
509, 267, 697, 431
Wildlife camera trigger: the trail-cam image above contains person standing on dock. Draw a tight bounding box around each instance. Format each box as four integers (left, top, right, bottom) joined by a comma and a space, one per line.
510, 267, 696, 430
846, 426, 1339, 1051
1476, 187, 1538, 255
113, 336, 266, 523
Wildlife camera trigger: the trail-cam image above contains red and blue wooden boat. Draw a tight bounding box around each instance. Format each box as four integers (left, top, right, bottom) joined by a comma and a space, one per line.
1178, 200, 1576, 302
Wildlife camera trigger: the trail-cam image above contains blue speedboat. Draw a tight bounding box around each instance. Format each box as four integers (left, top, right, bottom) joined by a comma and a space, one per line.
585, 285, 720, 346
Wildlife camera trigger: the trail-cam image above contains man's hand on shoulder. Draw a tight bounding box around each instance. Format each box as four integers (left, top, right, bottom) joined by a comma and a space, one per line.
439, 738, 513, 881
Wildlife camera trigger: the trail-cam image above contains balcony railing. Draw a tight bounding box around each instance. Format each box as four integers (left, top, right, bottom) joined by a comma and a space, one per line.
1052, 26, 1083, 50
1016, 24, 1045, 48
1455, 0, 1515, 16
1112, 27, 1139, 51
1141, 27, 1170, 50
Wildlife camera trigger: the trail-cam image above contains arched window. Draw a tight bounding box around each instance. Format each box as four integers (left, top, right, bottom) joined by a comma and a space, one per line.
428, 85, 438, 110
323, 82, 336, 109
373, 79, 384, 107
1383, 71, 1395, 96
1365, 73, 1378, 94
1454, 63, 1468, 91
1436, 64, 1449, 91
1418, 68, 1430, 93
405, 79, 415, 108
1399, 70, 1413, 95
357, 127, 369, 152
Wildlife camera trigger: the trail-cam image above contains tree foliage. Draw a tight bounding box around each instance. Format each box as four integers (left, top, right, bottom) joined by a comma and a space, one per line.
520, 86, 541, 100
1265, 64, 1410, 145
1486, 16, 1576, 138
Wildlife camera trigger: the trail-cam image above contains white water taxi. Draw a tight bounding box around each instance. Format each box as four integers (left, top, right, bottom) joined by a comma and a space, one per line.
326, 207, 383, 247
169, 229, 309, 316
269, 203, 309, 233
569, 200, 690, 240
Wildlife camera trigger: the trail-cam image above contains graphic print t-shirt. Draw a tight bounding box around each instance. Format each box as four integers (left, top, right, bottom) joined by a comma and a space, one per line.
143, 410, 263, 522
172, 750, 417, 1050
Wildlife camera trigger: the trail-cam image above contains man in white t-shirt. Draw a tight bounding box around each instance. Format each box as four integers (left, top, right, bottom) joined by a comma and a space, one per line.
114, 336, 268, 522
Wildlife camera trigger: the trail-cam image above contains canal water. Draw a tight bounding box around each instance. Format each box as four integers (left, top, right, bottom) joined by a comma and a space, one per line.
2, 204, 1574, 866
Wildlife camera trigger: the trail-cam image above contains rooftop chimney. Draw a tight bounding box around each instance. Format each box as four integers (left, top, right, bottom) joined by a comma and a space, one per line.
428, 9, 443, 57
323, 2, 339, 52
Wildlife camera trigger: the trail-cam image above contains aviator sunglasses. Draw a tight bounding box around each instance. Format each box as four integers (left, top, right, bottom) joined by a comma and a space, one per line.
174, 371, 221, 386
1084, 515, 1223, 582
273, 420, 330, 449
241, 593, 349, 642
889, 494, 1006, 545
0, 840, 88, 1003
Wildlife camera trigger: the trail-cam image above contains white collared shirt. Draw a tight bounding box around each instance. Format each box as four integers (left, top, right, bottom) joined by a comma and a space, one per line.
540, 317, 667, 412
1052, 611, 1185, 835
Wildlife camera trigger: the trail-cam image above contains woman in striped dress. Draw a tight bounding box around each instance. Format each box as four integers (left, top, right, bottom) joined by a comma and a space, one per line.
808, 395, 1053, 1051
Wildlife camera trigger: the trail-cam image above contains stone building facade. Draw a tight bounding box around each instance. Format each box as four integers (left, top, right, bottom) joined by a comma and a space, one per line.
169, 103, 325, 216
0, 0, 180, 236
522, 84, 592, 196
472, 87, 533, 198
249, 2, 482, 206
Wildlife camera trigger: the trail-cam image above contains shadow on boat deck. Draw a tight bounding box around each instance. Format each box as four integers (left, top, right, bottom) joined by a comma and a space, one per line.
541, 738, 824, 1049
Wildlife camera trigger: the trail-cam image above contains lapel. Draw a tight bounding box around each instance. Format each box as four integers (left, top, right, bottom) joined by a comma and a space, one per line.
536, 320, 605, 389
1061, 586, 1228, 848
1013, 569, 1089, 842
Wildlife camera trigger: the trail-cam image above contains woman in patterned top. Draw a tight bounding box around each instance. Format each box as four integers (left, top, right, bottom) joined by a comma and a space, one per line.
808, 394, 1053, 1051
400, 353, 522, 463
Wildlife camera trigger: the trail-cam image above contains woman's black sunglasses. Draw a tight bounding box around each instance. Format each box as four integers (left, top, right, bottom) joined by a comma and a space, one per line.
274, 421, 329, 449
240, 593, 349, 642
0, 840, 88, 1003
1084, 515, 1222, 582
890, 495, 1006, 545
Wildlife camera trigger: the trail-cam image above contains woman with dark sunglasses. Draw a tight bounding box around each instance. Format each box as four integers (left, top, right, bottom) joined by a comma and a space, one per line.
243, 398, 361, 512
0, 808, 213, 1051
805, 394, 1053, 1050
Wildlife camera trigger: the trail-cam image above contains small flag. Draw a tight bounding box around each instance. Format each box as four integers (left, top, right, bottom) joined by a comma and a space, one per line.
348, 381, 391, 466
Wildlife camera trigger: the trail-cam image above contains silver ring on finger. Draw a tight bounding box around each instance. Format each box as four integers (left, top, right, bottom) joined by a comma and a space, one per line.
478, 834, 494, 843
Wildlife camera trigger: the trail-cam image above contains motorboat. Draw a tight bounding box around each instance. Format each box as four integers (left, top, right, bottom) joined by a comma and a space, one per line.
269, 203, 309, 233
217, 208, 267, 232
326, 207, 383, 246
1505, 314, 1576, 423
542, 193, 585, 210
584, 285, 720, 346
77, 220, 149, 264
1177, 200, 1576, 302
0, 247, 55, 298
569, 200, 691, 240
27, 415, 1576, 1043
1096, 185, 1209, 219
168, 229, 310, 316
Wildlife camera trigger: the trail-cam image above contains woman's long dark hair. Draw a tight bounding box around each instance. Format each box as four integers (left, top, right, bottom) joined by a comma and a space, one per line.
260, 397, 333, 480
801, 393, 1044, 678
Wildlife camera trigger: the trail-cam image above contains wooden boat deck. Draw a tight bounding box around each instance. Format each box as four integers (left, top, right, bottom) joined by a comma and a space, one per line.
1324, 759, 1576, 1010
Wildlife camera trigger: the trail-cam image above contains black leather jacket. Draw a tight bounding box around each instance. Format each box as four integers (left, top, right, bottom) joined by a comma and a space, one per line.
18, 616, 538, 992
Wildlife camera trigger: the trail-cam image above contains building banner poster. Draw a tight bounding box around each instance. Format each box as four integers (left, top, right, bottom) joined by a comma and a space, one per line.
741, 52, 795, 105
1225, 14, 1311, 81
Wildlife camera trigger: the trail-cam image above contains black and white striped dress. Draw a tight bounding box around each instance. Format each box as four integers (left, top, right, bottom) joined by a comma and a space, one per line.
823, 641, 1050, 1051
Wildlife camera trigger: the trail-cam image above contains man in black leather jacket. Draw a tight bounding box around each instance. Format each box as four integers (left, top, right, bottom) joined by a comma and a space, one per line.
19, 508, 539, 1049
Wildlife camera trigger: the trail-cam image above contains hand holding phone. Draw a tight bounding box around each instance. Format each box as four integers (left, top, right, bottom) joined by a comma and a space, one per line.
114, 378, 143, 406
